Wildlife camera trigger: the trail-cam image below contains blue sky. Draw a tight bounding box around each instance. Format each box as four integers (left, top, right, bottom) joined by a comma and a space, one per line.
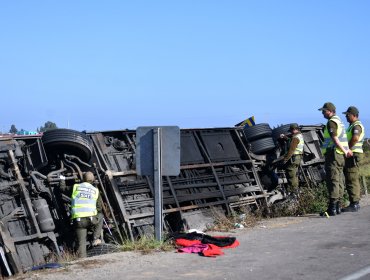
1, 1, 369, 133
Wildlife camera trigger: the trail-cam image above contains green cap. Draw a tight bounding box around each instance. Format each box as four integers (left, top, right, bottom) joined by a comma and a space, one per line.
318, 102, 336, 111
288, 123, 299, 132
342, 106, 359, 115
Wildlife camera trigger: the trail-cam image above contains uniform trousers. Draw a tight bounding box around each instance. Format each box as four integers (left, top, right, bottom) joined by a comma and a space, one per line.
73, 213, 103, 258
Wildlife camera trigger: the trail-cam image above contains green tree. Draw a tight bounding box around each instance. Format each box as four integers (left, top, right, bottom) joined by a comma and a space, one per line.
9, 124, 18, 134
39, 121, 58, 132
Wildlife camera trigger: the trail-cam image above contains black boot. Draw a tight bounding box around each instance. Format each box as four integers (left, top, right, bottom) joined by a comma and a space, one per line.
328, 201, 337, 216
342, 202, 360, 212
320, 201, 337, 217
336, 201, 341, 215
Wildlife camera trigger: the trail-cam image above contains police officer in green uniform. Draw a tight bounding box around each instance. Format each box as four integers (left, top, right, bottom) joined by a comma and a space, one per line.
280, 123, 304, 196
318, 102, 351, 216
61, 171, 103, 258
342, 106, 365, 212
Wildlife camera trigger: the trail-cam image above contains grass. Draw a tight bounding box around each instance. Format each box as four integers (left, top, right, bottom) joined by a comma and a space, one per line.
45, 247, 79, 264
297, 183, 328, 214
119, 236, 175, 254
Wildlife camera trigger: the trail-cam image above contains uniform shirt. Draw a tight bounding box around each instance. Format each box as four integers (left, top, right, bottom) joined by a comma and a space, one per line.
327, 120, 338, 137
60, 180, 103, 213
351, 124, 363, 137
349, 123, 363, 150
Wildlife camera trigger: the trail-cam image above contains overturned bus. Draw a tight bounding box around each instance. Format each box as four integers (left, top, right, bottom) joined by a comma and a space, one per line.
0, 123, 325, 276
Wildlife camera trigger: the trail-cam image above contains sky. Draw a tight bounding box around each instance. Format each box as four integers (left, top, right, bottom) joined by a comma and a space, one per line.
1, 1, 370, 133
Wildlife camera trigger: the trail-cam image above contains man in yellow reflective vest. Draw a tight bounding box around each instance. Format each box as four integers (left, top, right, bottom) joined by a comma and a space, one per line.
61, 171, 103, 258
318, 102, 352, 216
280, 123, 304, 196
342, 106, 365, 212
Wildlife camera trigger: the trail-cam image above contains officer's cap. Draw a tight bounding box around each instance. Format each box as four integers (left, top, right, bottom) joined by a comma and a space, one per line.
288, 123, 299, 132
342, 106, 359, 115
318, 102, 336, 112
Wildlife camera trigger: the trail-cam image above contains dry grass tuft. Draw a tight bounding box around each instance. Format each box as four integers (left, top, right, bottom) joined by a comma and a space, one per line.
119, 236, 175, 254
207, 206, 260, 231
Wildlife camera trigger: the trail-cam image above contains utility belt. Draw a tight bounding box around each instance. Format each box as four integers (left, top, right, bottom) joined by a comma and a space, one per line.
291, 154, 302, 161
74, 216, 94, 222
285, 154, 302, 165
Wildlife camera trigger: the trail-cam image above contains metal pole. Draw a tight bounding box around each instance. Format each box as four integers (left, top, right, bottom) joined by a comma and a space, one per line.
153, 128, 163, 241
93, 163, 124, 244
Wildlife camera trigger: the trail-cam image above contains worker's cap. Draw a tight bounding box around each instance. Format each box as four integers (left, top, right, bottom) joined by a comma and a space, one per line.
342, 106, 359, 115
288, 123, 299, 132
318, 102, 336, 112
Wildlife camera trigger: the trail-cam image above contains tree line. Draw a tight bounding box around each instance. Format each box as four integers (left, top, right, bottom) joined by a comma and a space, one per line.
8, 121, 58, 134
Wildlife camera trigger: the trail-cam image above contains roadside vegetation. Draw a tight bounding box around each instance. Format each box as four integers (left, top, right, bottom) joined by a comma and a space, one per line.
208, 206, 261, 232
120, 236, 174, 254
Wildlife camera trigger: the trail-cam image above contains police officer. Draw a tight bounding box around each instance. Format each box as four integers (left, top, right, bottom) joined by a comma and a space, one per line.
342, 106, 365, 212
280, 123, 304, 196
318, 102, 351, 216
61, 171, 103, 258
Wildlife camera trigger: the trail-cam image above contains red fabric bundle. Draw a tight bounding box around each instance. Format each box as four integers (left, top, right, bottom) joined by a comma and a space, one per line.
176, 236, 239, 257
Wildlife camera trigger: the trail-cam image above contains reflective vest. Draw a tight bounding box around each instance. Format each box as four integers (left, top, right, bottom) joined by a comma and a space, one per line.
292, 133, 304, 155
346, 120, 365, 153
71, 182, 99, 219
321, 115, 349, 155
